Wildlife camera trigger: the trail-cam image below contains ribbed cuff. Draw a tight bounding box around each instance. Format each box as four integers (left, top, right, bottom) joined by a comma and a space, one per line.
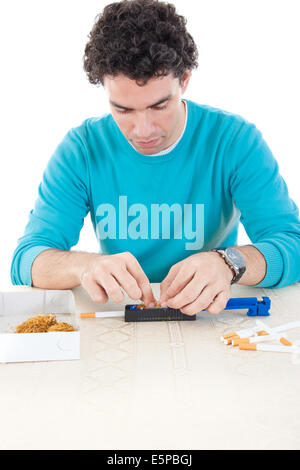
251, 241, 283, 287
19, 246, 54, 286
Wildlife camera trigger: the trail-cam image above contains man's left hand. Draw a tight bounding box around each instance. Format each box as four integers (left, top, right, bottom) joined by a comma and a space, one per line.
159, 251, 234, 315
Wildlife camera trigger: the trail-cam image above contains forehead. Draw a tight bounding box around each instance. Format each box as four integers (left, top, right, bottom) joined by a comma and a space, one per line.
103, 73, 179, 108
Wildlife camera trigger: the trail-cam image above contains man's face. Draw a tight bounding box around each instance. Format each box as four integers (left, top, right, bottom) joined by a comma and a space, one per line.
103, 72, 190, 155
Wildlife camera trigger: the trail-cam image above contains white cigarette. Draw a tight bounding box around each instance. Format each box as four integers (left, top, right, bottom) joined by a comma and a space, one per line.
222, 320, 300, 343
239, 332, 291, 345
239, 343, 300, 353
256, 320, 300, 334
80, 310, 123, 319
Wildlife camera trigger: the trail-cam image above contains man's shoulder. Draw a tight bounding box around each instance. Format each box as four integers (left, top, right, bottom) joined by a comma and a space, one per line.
187, 99, 254, 131
70, 112, 114, 140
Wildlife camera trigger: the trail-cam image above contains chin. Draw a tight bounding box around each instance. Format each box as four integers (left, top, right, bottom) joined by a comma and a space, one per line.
139, 147, 160, 155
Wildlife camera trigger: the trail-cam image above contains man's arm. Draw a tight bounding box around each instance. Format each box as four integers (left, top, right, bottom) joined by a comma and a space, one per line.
10, 127, 90, 286
31, 248, 156, 307
31, 248, 98, 289
228, 122, 300, 288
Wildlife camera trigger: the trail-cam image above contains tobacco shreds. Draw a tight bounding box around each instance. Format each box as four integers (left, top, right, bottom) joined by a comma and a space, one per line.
48, 322, 75, 332
138, 302, 162, 309
15, 314, 75, 333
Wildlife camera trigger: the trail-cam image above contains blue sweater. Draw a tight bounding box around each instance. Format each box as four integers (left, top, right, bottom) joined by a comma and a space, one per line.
11, 99, 300, 287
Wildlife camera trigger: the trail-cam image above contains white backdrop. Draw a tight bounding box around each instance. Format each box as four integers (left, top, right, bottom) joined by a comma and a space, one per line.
1, 0, 299, 287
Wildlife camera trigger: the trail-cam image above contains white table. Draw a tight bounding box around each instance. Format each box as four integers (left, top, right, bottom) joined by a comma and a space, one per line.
1, 283, 300, 450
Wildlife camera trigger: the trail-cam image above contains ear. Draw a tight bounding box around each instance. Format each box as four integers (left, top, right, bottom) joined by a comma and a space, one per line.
180, 71, 191, 93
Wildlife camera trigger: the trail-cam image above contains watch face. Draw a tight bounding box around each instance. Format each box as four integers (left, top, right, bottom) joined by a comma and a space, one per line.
226, 247, 245, 269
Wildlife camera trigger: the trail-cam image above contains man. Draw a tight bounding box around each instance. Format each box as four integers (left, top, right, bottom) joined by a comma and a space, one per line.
11, 0, 300, 316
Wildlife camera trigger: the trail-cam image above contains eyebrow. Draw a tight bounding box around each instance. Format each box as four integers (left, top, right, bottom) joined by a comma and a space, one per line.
109, 94, 172, 111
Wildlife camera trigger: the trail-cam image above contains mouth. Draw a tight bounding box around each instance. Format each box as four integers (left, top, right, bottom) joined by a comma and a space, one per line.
135, 137, 160, 149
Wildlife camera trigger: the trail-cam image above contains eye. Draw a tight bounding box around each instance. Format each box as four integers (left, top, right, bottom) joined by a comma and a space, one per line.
152, 104, 167, 111
116, 108, 130, 114
115, 104, 167, 114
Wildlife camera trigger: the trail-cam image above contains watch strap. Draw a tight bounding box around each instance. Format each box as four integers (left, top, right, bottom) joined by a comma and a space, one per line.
210, 248, 240, 284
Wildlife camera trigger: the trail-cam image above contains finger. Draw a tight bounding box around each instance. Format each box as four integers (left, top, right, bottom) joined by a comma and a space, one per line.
162, 265, 198, 305
166, 275, 209, 310
139, 279, 157, 307
110, 264, 142, 301
113, 266, 156, 306
94, 270, 132, 303
159, 264, 181, 304
81, 271, 109, 304
180, 285, 220, 316
206, 290, 230, 315
120, 252, 156, 306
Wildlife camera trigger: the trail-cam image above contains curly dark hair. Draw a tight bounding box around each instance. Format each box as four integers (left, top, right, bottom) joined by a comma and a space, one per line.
83, 0, 198, 86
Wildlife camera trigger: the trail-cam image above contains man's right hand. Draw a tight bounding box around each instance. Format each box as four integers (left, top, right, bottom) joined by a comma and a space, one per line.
80, 251, 156, 307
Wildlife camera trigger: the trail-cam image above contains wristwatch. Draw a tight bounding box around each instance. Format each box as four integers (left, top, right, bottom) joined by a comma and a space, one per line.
210, 247, 246, 284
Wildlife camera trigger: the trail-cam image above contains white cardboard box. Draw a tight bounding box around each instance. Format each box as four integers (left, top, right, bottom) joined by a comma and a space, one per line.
0, 289, 80, 363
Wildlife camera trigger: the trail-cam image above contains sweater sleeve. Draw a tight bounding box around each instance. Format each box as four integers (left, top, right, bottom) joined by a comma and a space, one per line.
228, 122, 300, 288
10, 127, 90, 286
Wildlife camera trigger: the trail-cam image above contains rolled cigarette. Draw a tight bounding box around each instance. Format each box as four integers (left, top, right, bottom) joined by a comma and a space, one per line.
241, 332, 290, 344
256, 320, 300, 334
80, 310, 123, 319
239, 343, 300, 353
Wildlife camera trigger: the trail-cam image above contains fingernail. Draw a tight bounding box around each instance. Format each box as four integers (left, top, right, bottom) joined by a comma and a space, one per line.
161, 302, 168, 308
148, 302, 155, 308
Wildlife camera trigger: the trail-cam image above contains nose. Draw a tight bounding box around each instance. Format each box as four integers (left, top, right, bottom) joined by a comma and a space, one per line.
133, 112, 156, 141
